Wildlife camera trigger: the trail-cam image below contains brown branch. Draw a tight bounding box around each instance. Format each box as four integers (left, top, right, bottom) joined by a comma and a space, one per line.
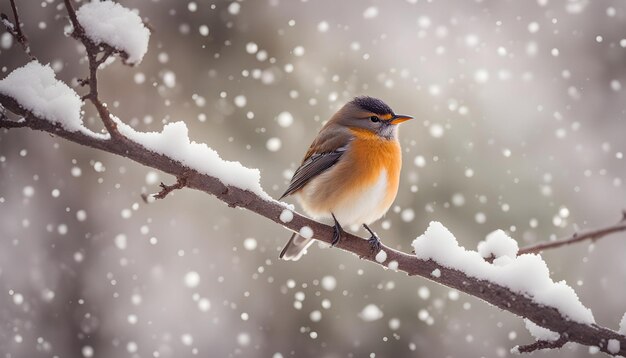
0, 118, 27, 129
1, 0, 35, 60
8, 0, 24, 39
2, 93, 626, 357
62, 0, 82, 37
62, 0, 121, 138
518, 213, 626, 255
516, 336, 568, 354
95, 48, 115, 67
483, 213, 626, 263
153, 176, 188, 199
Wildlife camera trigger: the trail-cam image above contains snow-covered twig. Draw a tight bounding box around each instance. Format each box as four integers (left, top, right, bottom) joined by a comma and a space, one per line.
517, 211, 626, 255
62, 0, 119, 137
0, 0, 35, 60
62, 0, 150, 138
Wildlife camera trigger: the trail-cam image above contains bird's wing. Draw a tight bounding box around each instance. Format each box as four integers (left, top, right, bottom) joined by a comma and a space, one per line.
279, 148, 346, 199
279, 127, 352, 199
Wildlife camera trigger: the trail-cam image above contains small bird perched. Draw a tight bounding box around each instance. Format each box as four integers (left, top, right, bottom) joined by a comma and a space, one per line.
279, 96, 413, 260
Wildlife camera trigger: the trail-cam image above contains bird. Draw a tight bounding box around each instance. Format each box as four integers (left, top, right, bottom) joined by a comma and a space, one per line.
279, 96, 413, 260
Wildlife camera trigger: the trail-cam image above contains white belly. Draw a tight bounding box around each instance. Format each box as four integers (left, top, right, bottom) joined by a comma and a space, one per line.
298, 169, 390, 226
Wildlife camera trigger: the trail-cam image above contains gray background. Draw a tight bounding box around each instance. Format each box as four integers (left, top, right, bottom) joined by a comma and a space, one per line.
1, 0, 625, 357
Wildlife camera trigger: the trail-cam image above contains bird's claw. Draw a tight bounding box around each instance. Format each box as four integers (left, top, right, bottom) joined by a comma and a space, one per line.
331, 228, 342, 246
368, 236, 382, 253
363, 223, 382, 253
331, 213, 344, 247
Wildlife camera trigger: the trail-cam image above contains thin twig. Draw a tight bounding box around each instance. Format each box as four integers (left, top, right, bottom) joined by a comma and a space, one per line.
515, 336, 568, 354
95, 48, 115, 67
63, 0, 82, 36
0, 118, 27, 129
518, 212, 626, 255
0, 102, 27, 128
8, 0, 24, 40
1, 0, 35, 60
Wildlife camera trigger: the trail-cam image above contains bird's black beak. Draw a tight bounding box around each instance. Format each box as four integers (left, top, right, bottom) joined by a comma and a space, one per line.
389, 114, 413, 125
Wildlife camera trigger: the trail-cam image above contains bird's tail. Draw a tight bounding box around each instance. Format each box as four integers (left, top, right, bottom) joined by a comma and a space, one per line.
279, 232, 315, 261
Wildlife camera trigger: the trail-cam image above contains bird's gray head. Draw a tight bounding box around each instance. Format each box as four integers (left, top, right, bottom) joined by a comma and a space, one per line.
331, 96, 413, 139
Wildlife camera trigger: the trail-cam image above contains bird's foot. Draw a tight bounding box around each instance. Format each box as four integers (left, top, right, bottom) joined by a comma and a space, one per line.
363, 224, 382, 253
331, 213, 345, 246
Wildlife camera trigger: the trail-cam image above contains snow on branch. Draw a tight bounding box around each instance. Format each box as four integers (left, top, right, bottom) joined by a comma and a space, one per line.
0, 61, 85, 133
75, 0, 150, 65
113, 119, 271, 200
1, 1, 625, 356
413, 223, 594, 324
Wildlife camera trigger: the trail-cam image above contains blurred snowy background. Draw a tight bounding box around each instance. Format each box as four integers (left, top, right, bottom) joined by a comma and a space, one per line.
1, 0, 626, 357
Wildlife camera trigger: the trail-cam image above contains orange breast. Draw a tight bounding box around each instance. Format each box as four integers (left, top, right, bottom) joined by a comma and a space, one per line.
344, 128, 402, 207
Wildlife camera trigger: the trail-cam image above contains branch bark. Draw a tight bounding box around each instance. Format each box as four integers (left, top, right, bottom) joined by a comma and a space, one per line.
515, 336, 568, 354
518, 213, 626, 255
1, 2, 625, 357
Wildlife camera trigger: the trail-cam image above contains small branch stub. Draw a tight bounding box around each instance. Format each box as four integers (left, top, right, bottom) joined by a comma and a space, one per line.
153, 176, 188, 200
515, 336, 568, 354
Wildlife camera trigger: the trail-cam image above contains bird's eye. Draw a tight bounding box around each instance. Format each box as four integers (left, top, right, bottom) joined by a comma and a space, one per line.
369, 116, 380, 123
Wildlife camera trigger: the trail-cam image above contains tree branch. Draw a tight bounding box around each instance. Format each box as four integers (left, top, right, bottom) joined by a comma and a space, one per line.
63, 0, 122, 138
1, 0, 35, 60
515, 336, 568, 354
0, 117, 27, 129
2, 92, 626, 356
518, 212, 626, 255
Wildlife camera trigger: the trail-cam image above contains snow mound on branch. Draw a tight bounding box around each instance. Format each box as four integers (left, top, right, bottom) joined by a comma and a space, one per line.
411, 222, 595, 325
0, 61, 84, 132
76, 0, 150, 64
113, 119, 271, 200
477, 229, 519, 259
